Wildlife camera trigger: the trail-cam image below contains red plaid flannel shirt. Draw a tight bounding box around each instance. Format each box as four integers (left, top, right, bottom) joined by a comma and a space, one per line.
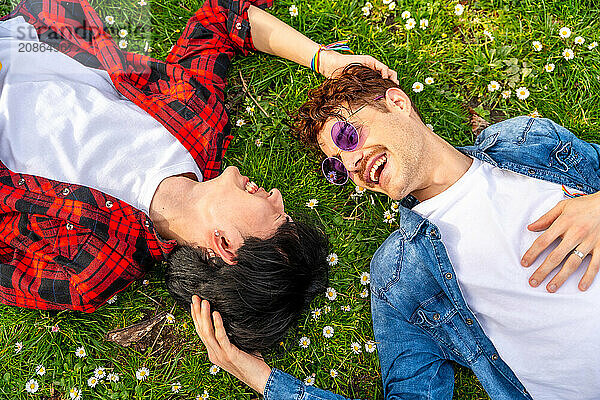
0, 0, 272, 312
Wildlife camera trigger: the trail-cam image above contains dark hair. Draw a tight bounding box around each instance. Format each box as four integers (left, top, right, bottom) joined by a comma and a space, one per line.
291, 64, 420, 150
165, 218, 329, 353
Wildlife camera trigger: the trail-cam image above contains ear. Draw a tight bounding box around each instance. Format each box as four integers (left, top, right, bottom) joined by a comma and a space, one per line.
210, 230, 241, 266
384, 87, 412, 115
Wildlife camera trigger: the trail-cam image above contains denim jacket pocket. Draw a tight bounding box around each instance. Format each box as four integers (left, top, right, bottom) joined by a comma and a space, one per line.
410, 291, 481, 364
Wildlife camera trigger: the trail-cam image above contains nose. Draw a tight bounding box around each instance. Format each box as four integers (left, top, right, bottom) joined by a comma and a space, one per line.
269, 188, 285, 212
223, 166, 241, 176
339, 150, 363, 173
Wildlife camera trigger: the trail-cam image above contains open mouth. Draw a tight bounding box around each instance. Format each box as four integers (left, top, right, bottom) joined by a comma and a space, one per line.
245, 180, 259, 194
366, 154, 387, 184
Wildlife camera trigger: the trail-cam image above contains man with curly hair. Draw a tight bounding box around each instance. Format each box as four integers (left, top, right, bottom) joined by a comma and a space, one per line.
194, 64, 600, 399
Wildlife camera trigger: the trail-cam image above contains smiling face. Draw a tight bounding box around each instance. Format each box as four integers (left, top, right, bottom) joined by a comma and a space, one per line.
207, 166, 289, 240
317, 88, 428, 200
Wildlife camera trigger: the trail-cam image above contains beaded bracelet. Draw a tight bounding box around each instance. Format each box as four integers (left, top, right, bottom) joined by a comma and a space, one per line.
310, 40, 353, 74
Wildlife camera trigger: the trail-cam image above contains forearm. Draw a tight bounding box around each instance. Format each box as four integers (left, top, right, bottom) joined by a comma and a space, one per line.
248, 5, 319, 69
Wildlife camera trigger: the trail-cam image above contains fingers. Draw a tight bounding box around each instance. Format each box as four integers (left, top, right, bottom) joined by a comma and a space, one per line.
213, 311, 232, 348
527, 202, 564, 232
545, 243, 592, 292
521, 224, 561, 267
528, 239, 577, 290
579, 252, 600, 291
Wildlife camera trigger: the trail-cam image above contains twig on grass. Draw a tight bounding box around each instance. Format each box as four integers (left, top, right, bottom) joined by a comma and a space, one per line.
148, 304, 177, 356
239, 71, 270, 118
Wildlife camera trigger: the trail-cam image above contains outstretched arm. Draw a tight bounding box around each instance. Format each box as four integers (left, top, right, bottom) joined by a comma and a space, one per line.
248, 5, 398, 82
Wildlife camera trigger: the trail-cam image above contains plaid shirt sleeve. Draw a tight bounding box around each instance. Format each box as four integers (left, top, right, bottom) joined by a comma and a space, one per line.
3, 0, 273, 180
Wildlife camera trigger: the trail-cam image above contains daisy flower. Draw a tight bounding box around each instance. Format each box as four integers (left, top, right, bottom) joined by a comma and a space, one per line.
104, 15, 115, 25
487, 80, 500, 92
563, 48, 574, 60
25, 379, 39, 393
14, 342, 22, 353
454, 4, 464, 16
304, 375, 316, 386
390, 201, 400, 212
197, 390, 210, 400
383, 210, 395, 224
36, 365, 46, 376
559, 27, 571, 39
323, 326, 335, 338
236, 118, 245, 127
360, 288, 369, 298
306, 198, 318, 209
245, 105, 255, 114
107, 294, 117, 304
254, 139, 263, 147
51, 324, 60, 333
75, 347, 86, 358
483, 30, 494, 41
209, 365, 220, 375
365, 1, 373, 9
401, 10, 410, 19
360, 272, 371, 285
118, 39, 128, 49
299, 337, 311, 348
383, 0, 393, 4
323, 305, 331, 314
94, 367, 106, 379
529, 110, 541, 118
289, 4, 298, 17
118, 29, 128, 38
172, 382, 182, 393
501, 89, 511, 99
575, 36, 585, 45
365, 340, 377, 353
351, 342, 362, 354
589, 41, 598, 50
420, 19, 429, 30
87, 376, 99, 388
412, 81, 424, 93
388, 2, 396, 11
166, 313, 175, 323
361, 6, 370, 16
136, 367, 150, 381
311, 308, 322, 320
330, 369, 339, 378
326, 253, 339, 266
405, 18, 416, 30
143, 279, 150, 285
516, 86, 530, 100
425, 123, 434, 131
108, 372, 120, 382
138, 0, 147, 5
544, 63, 555, 73
355, 186, 366, 194
424, 77, 434, 85
325, 287, 338, 301
532, 41, 543, 51
341, 305, 351, 312
69, 387, 81, 400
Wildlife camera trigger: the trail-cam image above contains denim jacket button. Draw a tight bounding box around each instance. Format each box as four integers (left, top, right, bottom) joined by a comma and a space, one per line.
576, 184, 584, 190
433, 313, 441, 321
528, 168, 535, 175
466, 318, 474, 325
491, 353, 499, 361
430, 228, 439, 239
445, 272, 453, 280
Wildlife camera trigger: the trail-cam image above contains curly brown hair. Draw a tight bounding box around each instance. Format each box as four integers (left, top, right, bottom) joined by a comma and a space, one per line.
291, 64, 418, 150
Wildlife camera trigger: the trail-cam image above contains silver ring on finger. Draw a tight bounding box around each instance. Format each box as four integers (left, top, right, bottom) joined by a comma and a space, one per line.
572, 249, 586, 259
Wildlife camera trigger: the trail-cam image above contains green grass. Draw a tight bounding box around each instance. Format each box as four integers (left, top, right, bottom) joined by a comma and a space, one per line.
1, 0, 599, 398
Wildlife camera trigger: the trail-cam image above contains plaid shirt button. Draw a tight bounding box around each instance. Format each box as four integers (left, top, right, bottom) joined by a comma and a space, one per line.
105, 200, 113, 208
66, 223, 73, 230
144, 220, 151, 228
235, 22, 242, 30
17, 178, 25, 185
61, 188, 70, 196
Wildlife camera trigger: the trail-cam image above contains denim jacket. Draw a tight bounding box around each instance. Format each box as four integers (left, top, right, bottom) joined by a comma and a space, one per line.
264, 116, 600, 400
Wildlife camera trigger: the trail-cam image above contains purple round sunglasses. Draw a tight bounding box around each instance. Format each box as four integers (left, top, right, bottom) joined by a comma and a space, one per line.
321, 95, 384, 185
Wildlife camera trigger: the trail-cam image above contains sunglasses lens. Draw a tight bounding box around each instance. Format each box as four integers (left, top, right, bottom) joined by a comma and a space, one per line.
331, 121, 359, 151
322, 157, 349, 185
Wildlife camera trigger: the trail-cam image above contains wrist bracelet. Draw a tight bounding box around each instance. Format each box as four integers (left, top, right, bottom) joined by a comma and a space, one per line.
310, 40, 354, 74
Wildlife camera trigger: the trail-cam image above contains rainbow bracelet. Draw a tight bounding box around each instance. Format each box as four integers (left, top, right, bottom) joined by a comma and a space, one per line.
310, 40, 354, 74
562, 184, 586, 198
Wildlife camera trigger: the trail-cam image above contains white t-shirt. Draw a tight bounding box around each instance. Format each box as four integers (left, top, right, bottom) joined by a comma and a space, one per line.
0, 17, 202, 215
413, 157, 600, 400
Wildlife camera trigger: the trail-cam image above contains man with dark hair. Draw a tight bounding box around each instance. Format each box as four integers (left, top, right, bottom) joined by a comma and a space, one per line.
0, 0, 395, 352
194, 64, 600, 398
